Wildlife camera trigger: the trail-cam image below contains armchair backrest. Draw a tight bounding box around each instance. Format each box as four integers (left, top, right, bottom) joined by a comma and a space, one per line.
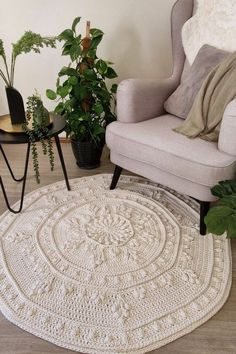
171, 0, 194, 83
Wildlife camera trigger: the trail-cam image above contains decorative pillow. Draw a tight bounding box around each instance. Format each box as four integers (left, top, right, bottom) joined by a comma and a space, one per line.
164, 45, 229, 119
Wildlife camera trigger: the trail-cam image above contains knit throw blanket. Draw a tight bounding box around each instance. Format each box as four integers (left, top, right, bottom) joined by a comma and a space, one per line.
174, 51, 236, 142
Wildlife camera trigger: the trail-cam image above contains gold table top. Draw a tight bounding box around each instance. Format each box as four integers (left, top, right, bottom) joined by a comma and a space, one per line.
0, 114, 53, 134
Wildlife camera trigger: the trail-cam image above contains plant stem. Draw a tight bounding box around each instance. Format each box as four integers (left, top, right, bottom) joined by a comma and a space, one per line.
0, 69, 9, 86
3, 55, 11, 86
10, 53, 15, 86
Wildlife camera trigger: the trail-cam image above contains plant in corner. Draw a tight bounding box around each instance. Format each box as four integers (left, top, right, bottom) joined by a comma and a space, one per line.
0, 31, 56, 124
22, 93, 54, 184
46, 17, 118, 169
204, 180, 236, 238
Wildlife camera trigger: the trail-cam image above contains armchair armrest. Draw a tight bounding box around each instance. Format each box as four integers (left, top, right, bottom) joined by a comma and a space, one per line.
218, 99, 236, 156
117, 77, 178, 123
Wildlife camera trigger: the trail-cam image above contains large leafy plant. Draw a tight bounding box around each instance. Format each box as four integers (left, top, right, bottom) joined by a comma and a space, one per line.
46, 17, 117, 145
0, 31, 56, 87
205, 180, 236, 238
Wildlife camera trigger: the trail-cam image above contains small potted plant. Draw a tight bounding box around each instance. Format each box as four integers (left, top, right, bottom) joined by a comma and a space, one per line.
204, 180, 236, 238
22, 93, 54, 183
46, 17, 117, 169
0, 31, 56, 124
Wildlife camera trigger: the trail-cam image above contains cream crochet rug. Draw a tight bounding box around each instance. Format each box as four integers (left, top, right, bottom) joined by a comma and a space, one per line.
0, 175, 232, 353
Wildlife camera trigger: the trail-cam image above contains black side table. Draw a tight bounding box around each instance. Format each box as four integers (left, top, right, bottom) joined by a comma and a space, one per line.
0, 113, 70, 213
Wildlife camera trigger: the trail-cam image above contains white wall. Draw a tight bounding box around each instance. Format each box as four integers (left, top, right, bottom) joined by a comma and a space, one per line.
0, 0, 176, 114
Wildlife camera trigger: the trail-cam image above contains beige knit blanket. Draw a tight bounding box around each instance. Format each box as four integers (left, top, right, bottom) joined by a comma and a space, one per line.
174, 51, 236, 141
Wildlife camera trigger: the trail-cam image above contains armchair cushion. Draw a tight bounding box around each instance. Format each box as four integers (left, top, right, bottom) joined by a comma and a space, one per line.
219, 99, 236, 156
164, 45, 229, 119
106, 114, 236, 187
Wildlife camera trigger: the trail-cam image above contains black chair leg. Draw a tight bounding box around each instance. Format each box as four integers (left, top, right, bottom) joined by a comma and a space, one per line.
200, 201, 210, 235
54, 134, 71, 191
110, 165, 123, 190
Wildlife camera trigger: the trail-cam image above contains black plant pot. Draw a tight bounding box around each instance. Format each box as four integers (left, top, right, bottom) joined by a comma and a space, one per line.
6, 87, 26, 125
71, 139, 104, 169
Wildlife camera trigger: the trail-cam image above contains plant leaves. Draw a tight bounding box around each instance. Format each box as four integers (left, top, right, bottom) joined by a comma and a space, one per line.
93, 103, 103, 115
68, 76, 78, 85
70, 43, 81, 61
59, 66, 78, 77
111, 83, 118, 93
106, 67, 118, 79
84, 68, 97, 80
96, 59, 107, 75
90, 28, 104, 38
46, 89, 57, 100
58, 29, 74, 41
72, 17, 81, 33
227, 215, 236, 238
204, 206, 234, 235
211, 180, 236, 198
57, 85, 72, 98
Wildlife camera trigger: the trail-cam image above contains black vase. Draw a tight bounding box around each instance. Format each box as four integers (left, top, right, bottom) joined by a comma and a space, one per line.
6, 87, 26, 125
71, 139, 104, 169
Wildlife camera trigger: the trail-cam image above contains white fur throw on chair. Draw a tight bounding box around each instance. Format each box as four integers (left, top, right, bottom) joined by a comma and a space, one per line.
182, 0, 236, 65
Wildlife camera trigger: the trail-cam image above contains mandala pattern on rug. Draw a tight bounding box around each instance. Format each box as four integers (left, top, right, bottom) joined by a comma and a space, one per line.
0, 175, 232, 353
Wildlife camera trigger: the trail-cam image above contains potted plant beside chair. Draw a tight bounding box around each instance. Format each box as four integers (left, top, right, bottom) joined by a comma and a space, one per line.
47, 17, 117, 169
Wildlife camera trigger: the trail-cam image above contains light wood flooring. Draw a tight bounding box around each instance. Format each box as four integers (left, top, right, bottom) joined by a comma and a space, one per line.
0, 143, 235, 354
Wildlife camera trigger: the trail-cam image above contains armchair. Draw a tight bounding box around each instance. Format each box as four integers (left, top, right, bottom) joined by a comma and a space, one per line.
106, 0, 236, 235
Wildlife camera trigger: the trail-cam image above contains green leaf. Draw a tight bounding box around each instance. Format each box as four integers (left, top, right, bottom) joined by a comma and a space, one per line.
211, 180, 236, 198
96, 59, 108, 75
227, 215, 236, 238
54, 102, 65, 114
218, 195, 236, 209
106, 67, 118, 79
59, 66, 78, 77
72, 17, 81, 33
90, 35, 103, 50
74, 85, 87, 100
70, 43, 81, 61
68, 76, 78, 85
57, 85, 72, 98
90, 28, 104, 38
111, 83, 118, 93
204, 206, 233, 235
87, 49, 97, 59
46, 89, 57, 100
84, 68, 97, 80
58, 29, 74, 41
62, 45, 71, 56
93, 103, 103, 115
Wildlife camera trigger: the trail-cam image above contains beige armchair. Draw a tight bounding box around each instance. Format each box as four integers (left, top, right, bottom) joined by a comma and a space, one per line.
105, 0, 236, 235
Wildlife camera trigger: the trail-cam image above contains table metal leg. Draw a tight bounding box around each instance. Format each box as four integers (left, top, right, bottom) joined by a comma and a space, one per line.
54, 135, 71, 191
0, 144, 24, 182
0, 143, 30, 213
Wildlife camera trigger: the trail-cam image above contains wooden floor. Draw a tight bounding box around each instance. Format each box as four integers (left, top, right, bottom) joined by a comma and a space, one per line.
0, 143, 235, 354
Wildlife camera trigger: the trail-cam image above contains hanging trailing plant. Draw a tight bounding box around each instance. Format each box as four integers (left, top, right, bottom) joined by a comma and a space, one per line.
22, 93, 54, 183
204, 180, 236, 238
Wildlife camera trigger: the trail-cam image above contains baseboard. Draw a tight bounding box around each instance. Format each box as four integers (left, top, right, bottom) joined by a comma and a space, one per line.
59, 137, 70, 143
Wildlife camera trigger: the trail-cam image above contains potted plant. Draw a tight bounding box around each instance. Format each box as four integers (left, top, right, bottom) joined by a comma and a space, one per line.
204, 180, 236, 238
46, 17, 117, 169
0, 31, 56, 124
22, 93, 54, 183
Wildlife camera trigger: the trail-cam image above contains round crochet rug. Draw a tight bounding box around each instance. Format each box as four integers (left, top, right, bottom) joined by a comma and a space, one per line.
0, 175, 232, 353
